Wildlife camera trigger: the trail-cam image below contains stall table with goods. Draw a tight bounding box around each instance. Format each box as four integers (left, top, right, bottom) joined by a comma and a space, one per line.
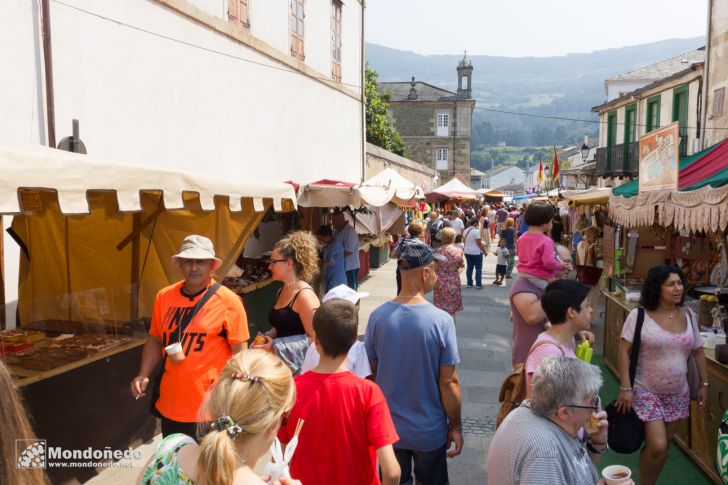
600, 138, 728, 483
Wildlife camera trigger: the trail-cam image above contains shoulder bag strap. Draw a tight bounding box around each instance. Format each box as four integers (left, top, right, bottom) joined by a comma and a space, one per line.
526, 339, 566, 360
628, 307, 645, 386
168, 282, 221, 346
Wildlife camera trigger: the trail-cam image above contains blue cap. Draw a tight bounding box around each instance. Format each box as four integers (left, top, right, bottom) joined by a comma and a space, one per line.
397, 240, 446, 270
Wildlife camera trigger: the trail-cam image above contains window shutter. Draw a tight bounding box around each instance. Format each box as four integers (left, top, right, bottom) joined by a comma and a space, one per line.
228, 0, 239, 22
714, 88, 725, 117
239, 0, 248, 25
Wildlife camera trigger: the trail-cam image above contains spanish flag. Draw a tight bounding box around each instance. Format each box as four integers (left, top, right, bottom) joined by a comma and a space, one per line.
537, 159, 545, 185
552, 146, 560, 183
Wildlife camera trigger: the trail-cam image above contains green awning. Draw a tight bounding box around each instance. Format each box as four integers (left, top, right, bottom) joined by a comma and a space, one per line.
611, 144, 719, 198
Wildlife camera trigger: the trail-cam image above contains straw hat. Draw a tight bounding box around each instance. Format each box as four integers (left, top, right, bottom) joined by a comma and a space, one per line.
171, 235, 222, 271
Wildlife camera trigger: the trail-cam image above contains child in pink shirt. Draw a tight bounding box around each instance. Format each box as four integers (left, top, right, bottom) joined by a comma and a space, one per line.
516, 204, 570, 289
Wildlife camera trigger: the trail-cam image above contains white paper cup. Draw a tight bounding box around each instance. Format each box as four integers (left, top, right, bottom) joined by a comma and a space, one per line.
165, 342, 185, 364
602, 464, 631, 484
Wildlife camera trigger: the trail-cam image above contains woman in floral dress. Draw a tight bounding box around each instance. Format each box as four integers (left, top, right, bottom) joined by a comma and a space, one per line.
434, 227, 465, 320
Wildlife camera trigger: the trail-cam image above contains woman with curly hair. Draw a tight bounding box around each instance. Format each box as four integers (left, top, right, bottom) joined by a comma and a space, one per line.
616, 265, 709, 485
258, 232, 321, 371
140, 350, 300, 485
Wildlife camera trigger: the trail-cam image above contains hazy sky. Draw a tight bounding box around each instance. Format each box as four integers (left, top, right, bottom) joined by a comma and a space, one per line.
366, 0, 708, 57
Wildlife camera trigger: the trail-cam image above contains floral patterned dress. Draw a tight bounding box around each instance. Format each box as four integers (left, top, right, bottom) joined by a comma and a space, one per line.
141, 433, 197, 484
434, 244, 465, 314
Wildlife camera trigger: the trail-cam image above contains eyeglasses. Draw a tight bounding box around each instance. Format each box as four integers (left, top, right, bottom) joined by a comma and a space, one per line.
280, 410, 291, 427
267, 259, 288, 265
565, 395, 601, 411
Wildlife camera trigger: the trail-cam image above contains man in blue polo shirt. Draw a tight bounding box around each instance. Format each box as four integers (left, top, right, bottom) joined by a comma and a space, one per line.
365, 241, 462, 485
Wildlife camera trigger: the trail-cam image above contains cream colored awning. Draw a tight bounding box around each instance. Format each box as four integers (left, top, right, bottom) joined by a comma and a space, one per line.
0, 145, 297, 215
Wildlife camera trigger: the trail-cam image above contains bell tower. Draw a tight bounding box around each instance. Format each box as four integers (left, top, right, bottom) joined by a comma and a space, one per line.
457, 51, 473, 99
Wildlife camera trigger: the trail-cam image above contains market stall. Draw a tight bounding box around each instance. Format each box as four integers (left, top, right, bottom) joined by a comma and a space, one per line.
0, 144, 296, 483
601, 138, 728, 483
425, 175, 479, 203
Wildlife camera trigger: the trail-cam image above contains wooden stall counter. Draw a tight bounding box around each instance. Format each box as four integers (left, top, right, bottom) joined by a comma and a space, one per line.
601, 290, 725, 484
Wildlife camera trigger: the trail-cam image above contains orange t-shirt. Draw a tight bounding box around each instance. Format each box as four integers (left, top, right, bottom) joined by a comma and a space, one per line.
149, 280, 249, 422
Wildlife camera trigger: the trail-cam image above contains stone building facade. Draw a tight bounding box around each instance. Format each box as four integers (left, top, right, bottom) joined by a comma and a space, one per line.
378, 55, 475, 180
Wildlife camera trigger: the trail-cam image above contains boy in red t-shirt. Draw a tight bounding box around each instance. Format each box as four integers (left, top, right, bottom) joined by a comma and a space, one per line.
278, 299, 401, 485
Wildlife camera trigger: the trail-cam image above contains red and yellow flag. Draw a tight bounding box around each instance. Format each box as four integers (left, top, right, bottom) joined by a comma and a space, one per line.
537, 159, 545, 185
551, 146, 560, 182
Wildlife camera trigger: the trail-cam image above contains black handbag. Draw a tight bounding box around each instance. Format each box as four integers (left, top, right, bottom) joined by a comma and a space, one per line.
606, 307, 646, 454
149, 283, 220, 418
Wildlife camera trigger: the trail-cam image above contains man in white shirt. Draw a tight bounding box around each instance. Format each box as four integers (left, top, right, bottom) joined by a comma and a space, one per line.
333, 210, 361, 290
447, 211, 465, 236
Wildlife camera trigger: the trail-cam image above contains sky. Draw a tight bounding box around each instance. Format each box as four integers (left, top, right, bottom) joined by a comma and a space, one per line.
366, 0, 708, 57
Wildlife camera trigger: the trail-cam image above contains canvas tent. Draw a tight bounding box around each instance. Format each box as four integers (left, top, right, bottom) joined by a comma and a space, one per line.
609, 139, 728, 231
297, 179, 395, 208
1, 144, 296, 325
360, 168, 424, 206
426, 176, 479, 202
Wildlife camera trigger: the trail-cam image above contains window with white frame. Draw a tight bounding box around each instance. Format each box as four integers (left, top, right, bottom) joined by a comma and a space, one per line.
436, 148, 448, 170
291, 0, 305, 60
436, 113, 449, 136
331, 0, 342, 81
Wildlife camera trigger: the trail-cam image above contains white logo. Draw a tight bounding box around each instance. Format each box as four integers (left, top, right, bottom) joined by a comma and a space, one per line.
16, 439, 47, 469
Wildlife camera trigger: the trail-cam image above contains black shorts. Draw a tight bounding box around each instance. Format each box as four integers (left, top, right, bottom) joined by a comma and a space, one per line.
496, 264, 507, 276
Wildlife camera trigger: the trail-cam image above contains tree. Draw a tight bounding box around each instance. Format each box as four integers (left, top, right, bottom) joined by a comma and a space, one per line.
365, 65, 406, 156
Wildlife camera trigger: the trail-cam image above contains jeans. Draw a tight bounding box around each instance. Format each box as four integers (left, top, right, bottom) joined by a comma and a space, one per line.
464, 253, 483, 287
346, 269, 359, 290
394, 444, 449, 485
506, 250, 515, 276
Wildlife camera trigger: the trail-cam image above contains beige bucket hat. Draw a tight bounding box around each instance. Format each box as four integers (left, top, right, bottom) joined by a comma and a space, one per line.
171, 235, 222, 271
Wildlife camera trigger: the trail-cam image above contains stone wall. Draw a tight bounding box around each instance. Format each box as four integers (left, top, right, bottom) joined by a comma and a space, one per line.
387, 99, 474, 177
365, 143, 437, 192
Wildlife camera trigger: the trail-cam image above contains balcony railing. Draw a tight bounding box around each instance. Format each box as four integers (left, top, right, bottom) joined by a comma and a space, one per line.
595, 142, 639, 178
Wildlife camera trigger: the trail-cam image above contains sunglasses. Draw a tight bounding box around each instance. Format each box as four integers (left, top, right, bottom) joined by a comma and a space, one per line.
565, 395, 601, 412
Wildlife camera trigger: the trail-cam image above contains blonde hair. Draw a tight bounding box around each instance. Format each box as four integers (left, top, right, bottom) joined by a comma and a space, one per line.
197, 350, 296, 485
273, 231, 320, 283
439, 227, 456, 244
0, 362, 48, 485
504, 217, 514, 229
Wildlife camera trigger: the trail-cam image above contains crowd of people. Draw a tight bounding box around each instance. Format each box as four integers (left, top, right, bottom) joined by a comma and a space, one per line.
0, 201, 710, 485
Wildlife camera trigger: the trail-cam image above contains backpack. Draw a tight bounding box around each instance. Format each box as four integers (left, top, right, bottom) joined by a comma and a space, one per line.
496, 340, 565, 428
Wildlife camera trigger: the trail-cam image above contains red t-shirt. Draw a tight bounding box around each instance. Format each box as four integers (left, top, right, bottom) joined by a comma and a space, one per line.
278, 371, 399, 485
149, 280, 248, 422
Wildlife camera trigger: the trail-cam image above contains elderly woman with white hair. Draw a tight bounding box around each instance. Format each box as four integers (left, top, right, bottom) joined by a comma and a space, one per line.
487, 357, 628, 485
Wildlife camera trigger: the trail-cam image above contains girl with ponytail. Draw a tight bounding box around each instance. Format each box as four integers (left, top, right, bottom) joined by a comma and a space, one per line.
139, 350, 299, 485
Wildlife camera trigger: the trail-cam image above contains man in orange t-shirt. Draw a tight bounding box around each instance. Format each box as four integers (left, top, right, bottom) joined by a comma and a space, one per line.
130, 235, 248, 439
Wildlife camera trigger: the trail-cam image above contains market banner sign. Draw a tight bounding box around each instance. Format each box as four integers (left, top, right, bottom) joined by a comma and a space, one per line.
639, 122, 680, 193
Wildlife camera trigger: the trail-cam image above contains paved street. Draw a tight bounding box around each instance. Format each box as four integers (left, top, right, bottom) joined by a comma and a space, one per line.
358, 250, 605, 484
359, 254, 508, 484
93, 248, 604, 484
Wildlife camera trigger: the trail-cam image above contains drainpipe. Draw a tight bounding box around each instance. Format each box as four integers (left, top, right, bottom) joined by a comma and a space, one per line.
360, 0, 366, 183
41, 0, 56, 148
699, 0, 712, 150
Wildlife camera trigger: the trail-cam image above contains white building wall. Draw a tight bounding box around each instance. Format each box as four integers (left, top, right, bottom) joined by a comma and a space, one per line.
490, 167, 525, 189
606, 80, 650, 101
0, 0, 364, 325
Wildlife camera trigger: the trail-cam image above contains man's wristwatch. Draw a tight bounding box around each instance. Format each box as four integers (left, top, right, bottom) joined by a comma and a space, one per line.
700, 381, 710, 388
586, 440, 609, 454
